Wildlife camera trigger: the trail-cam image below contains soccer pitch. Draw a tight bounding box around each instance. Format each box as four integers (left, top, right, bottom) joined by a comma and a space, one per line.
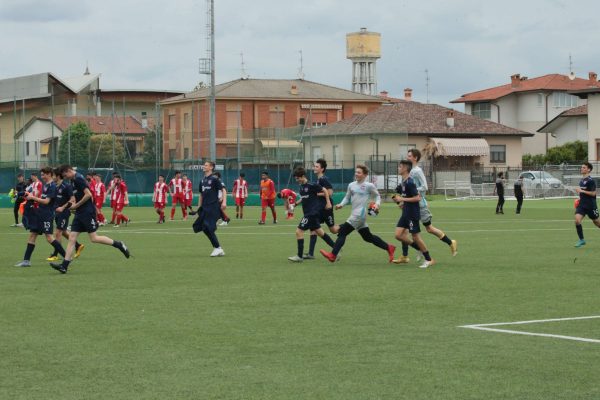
1, 199, 599, 400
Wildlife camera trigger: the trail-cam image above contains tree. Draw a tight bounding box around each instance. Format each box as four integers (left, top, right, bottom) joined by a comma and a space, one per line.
193, 81, 208, 91
523, 140, 588, 166
143, 126, 162, 166
58, 122, 92, 167
88, 134, 126, 168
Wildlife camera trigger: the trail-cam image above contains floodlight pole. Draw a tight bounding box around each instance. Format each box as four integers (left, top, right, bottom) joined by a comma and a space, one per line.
209, 0, 216, 161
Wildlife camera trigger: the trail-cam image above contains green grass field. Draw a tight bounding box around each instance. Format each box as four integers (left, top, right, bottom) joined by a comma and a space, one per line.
1, 199, 599, 400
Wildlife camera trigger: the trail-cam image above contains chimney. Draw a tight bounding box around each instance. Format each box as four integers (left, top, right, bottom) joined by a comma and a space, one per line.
290, 84, 298, 95
589, 72, 598, 82
511, 74, 521, 88
379, 90, 389, 98
446, 110, 455, 128
404, 88, 413, 101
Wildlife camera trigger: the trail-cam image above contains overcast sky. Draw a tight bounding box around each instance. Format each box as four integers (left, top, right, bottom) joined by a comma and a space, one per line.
0, 0, 597, 107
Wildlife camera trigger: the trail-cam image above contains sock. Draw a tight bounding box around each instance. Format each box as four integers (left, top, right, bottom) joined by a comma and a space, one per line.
272, 209, 277, 221
112, 240, 123, 249
576, 224, 584, 240
321, 233, 335, 248
62, 259, 71, 269
24, 243, 35, 261
160, 211, 165, 220
371, 234, 389, 251
440, 235, 452, 246
402, 243, 409, 257
422, 251, 432, 261
261, 210, 266, 222
204, 230, 220, 248
171, 208, 175, 219
308, 234, 318, 255
297, 238, 304, 258
332, 235, 347, 256
51, 240, 66, 257
110, 212, 115, 223
410, 242, 420, 252
75, 242, 81, 250
183, 208, 187, 218
98, 212, 105, 223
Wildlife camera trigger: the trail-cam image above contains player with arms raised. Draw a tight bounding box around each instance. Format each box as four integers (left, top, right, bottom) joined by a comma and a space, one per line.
574, 162, 600, 247
320, 164, 395, 263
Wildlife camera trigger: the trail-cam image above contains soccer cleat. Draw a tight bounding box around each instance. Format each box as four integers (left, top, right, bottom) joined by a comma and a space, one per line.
189, 210, 198, 216
273, 220, 277, 224
387, 244, 396, 263
450, 240, 458, 256
10, 223, 17, 227
416, 252, 424, 262
14, 260, 31, 267
118, 241, 131, 258
258, 221, 265, 225
50, 262, 67, 274
46, 255, 59, 261
113, 224, 120, 228
16, 223, 24, 227
303, 254, 315, 260
125, 218, 131, 226
319, 249, 337, 263
574, 239, 586, 248
218, 221, 229, 226
392, 256, 410, 264
210, 247, 225, 257
74, 244, 85, 259
419, 259, 436, 269
98, 222, 105, 226
288, 255, 303, 262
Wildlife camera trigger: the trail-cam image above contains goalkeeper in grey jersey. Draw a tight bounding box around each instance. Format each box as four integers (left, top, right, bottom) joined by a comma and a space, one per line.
320, 164, 396, 263
396, 149, 457, 263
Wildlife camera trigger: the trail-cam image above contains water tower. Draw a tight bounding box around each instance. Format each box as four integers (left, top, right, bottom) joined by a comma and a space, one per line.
346, 28, 381, 95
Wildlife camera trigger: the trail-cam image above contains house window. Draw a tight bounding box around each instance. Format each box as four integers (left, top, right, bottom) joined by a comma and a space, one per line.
553, 92, 578, 108
472, 102, 491, 119
399, 144, 417, 160
312, 122, 327, 128
26, 142, 30, 156
332, 145, 340, 167
168, 114, 176, 130
311, 146, 322, 161
537, 93, 543, 107
34, 142, 38, 156
490, 145, 506, 163
184, 113, 190, 130
169, 149, 176, 161
184, 148, 189, 159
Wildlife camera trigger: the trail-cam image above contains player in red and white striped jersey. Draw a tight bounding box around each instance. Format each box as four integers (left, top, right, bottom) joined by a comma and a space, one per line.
105, 171, 119, 224
182, 174, 193, 219
232, 172, 248, 219
94, 173, 107, 225
153, 175, 169, 224
277, 188, 297, 219
169, 171, 186, 220
112, 175, 130, 227
30, 173, 43, 208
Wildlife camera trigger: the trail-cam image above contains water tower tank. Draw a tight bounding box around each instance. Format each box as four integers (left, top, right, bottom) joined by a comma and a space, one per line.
346, 28, 381, 95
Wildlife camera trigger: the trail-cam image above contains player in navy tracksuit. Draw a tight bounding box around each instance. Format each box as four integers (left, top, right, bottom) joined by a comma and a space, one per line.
574, 162, 600, 248
192, 161, 226, 257
50, 165, 130, 274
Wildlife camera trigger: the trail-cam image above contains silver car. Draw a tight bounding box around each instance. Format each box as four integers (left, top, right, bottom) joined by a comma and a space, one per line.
519, 171, 562, 190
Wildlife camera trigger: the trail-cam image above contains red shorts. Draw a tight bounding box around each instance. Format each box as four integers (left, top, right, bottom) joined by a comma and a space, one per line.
110, 200, 116, 208
183, 198, 193, 207
172, 193, 184, 205
114, 203, 125, 212
154, 202, 165, 209
235, 197, 246, 206
95, 200, 104, 209
261, 198, 275, 208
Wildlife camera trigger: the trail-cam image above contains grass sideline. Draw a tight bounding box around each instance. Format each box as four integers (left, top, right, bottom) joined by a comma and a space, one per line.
1, 199, 599, 400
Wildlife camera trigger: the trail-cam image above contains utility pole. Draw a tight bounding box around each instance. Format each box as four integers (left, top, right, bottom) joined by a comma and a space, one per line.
199, 0, 216, 161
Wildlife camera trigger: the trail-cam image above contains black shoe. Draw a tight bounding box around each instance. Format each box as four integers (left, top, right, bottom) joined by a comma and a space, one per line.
118, 241, 131, 259
189, 210, 198, 216
273, 220, 277, 224
50, 262, 68, 274
258, 221, 265, 225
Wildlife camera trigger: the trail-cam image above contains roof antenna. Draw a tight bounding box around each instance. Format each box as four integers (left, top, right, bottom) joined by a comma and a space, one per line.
425, 68, 430, 103
240, 52, 249, 79
568, 53, 575, 80
84, 60, 90, 75
297, 50, 305, 80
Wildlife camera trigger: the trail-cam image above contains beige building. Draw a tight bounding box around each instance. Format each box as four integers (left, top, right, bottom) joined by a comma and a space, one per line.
451, 73, 600, 156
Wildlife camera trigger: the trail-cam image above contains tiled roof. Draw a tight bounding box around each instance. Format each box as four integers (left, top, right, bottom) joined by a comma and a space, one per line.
451, 74, 600, 103
51, 116, 152, 134
562, 104, 587, 116
537, 105, 587, 133
307, 101, 533, 138
161, 78, 384, 104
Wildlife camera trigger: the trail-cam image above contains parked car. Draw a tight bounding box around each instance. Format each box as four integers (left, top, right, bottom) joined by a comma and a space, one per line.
518, 171, 562, 190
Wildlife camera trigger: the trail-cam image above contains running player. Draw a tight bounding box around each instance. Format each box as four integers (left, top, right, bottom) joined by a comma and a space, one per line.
232, 172, 248, 219
392, 160, 435, 268
94, 173, 107, 225
46, 168, 84, 262
259, 171, 277, 224
50, 164, 130, 273
288, 167, 335, 262
396, 149, 457, 263
574, 162, 600, 247
305, 158, 338, 259
182, 173, 194, 217
169, 171, 186, 220
112, 175, 130, 227
15, 167, 66, 267
277, 188, 297, 219
320, 164, 396, 263
153, 175, 169, 223
192, 161, 225, 256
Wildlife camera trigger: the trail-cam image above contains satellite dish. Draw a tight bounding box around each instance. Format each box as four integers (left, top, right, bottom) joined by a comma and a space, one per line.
569, 71, 576, 81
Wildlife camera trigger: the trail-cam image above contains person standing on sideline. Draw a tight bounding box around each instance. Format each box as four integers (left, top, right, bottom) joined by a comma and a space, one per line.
259, 171, 277, 224
320, 164, 396, 263
574, 162, 600, 248
514, 175, 524, 214
288, 167, 335, 262
50, 164, 130, 274
191, 161, 226, 256
396, 149, 457, 264
494, 171, 505, 214
94, 173, 107, 225
182, 173, 194, 217
152, 175, 169, 224
169, 171, 186, 220
392, 160, 435, 269
232, 172, 248, 219
11, 173, 27, 227
15, 167, 67, 267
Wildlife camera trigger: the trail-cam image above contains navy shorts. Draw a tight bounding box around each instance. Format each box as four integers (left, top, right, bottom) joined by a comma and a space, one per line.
576, 206, 599, 221
298, 215, 321, 231
71, 212, 98, 233
319, 208, 335, 227
30, 212, 54, 235
397, 214, 420, 234
193, 206, 219, 233
55, 211, 71, 231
